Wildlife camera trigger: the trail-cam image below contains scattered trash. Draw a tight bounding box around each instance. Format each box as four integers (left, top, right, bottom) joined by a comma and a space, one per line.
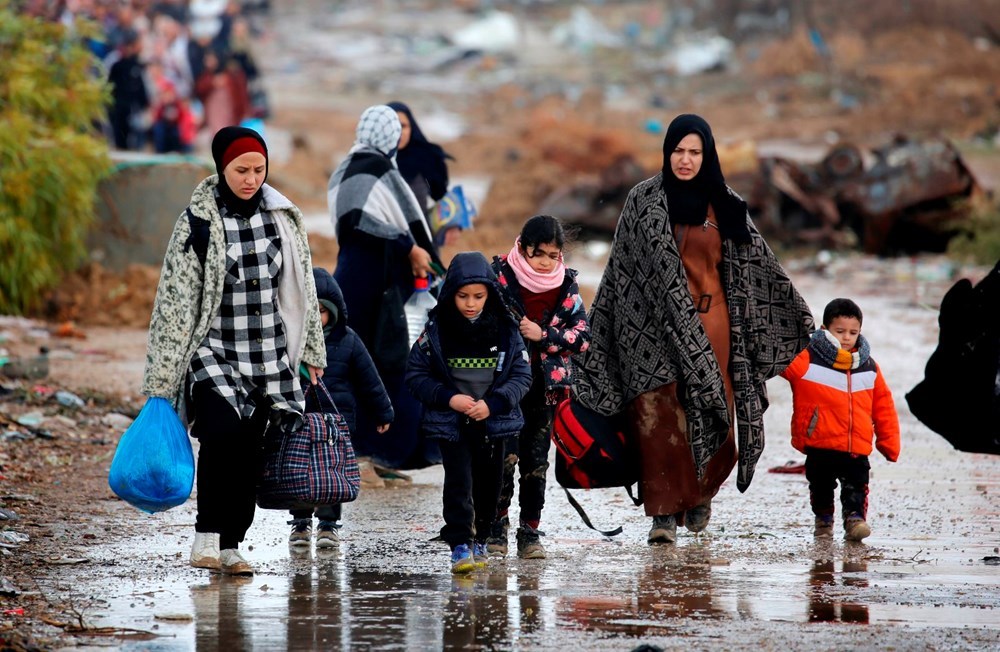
43, 557, 90, 566
14, 413, 43, 428
0, 531, 29, 546
102, 412, 135, 431
768, 461, 807, 474
1, 608, 24, 616
0, 508, 18, 521
54, 390, 86, 409
1, 348, 50, 380
983, 556, 1000, 565
0, 577, 18, 597
154, 613, 194, 622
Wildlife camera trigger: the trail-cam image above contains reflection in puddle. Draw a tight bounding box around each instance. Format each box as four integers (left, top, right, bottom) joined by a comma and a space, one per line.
808, 557, 870, 624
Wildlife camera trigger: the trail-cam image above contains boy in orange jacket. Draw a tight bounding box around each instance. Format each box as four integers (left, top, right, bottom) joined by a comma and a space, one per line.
781, 298, 900, 541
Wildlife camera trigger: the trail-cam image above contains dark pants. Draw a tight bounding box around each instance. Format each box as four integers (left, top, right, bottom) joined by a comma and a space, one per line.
290, 504, 341, 522
190, 382, 270, 550
439, 426, 505, 549
497, 379, 553, 526
805, 448, 870, 521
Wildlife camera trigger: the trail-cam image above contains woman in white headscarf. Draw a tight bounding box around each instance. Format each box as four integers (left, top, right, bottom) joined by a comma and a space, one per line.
328, 105, 437, 471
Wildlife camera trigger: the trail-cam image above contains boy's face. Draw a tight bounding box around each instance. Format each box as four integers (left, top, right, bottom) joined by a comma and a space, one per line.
454, 283, 488, 319
824, 316, 861, 350
319, 304, 330, 327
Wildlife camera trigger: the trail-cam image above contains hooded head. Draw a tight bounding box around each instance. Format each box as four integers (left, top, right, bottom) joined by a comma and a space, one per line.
355, 105, 401, 160
312, 267, 347, 334
211, 126, 268, 217
434, 253, 510, 347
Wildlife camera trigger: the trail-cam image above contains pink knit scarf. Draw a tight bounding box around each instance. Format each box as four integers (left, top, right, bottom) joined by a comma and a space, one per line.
506, 239, 566, 293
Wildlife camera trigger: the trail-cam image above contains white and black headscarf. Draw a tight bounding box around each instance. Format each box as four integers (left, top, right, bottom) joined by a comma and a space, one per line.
327, 105, 432, 243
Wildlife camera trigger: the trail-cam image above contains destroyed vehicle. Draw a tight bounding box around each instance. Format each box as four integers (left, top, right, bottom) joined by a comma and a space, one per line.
752, 135, 982, 254
542, 135, 980, 256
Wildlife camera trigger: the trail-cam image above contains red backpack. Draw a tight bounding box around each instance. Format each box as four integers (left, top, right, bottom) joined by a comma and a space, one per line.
551, 398, 642, 535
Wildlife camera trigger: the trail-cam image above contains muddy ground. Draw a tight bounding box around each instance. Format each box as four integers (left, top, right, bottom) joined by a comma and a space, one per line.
4, 1, 1000, 649
2, 255, 1000, 651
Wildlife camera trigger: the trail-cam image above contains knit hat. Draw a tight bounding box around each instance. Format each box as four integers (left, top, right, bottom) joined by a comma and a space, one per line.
211, 126, 268, 217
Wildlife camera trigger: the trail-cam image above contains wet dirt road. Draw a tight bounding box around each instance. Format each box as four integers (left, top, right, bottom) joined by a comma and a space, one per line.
33, 264, 1000, 651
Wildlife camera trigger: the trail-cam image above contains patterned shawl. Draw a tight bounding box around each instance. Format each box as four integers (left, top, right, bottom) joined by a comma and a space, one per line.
573, 174, 814, 492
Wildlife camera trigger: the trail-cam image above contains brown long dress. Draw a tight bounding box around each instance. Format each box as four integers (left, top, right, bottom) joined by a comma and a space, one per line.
628, 206, 737, 518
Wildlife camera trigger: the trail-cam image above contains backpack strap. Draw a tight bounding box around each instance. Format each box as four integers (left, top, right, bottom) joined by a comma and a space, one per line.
182, 207, 209, 267
563, 488, 623, 537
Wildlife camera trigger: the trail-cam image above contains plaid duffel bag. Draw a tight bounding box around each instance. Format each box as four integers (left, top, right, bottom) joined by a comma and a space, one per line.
257, 382, 360, 510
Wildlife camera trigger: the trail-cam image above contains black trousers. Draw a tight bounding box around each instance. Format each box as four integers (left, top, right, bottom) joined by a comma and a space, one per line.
805, 447, 870, 521
190, 382, 270, 550
439, 426, 505, 549
290, 504, 342, 522
496, 379, 554, 525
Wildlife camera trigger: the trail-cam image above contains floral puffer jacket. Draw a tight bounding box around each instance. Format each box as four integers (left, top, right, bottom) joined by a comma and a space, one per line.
492, 256, 591, 403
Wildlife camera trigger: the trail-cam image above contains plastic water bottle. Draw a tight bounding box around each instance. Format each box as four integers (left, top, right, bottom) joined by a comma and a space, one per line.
404, 277, 437, 348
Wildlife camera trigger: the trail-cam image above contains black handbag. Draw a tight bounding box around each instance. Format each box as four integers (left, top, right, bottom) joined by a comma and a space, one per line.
371, 244, 409, 376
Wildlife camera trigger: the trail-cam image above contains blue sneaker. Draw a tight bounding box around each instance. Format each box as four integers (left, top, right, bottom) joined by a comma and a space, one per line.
450, 543, 475, 574
472, 542, 488, 568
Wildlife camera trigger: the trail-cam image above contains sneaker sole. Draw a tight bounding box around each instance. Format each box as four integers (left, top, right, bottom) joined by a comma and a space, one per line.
316, 538, 339, 548
518, 550, 546, 560
845, 525, 872, 541
289, 539, 311, 548
190, 557, 221, 571
451, 561, 476, 574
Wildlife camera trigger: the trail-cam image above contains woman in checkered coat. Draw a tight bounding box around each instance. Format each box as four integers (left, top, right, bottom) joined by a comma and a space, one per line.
142, 126, 327, 576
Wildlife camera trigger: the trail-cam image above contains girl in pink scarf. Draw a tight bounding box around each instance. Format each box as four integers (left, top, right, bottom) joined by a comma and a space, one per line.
486, 215, 591, 560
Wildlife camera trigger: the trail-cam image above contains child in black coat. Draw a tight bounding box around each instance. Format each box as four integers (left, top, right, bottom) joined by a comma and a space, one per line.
406, 252, 532, 573
288, 268, 393, 548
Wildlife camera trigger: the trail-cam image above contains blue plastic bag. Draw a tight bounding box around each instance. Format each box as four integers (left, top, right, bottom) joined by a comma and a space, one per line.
108, 397, 195, 513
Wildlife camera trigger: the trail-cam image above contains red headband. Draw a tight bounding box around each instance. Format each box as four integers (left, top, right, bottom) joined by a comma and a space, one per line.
221, 137, 267, 170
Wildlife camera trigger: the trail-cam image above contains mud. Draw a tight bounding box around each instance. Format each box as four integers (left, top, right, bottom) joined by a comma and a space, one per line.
3, 256, 999, 650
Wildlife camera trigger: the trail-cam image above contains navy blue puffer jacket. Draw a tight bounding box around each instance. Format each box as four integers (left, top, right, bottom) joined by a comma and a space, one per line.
306, 267, 394, 432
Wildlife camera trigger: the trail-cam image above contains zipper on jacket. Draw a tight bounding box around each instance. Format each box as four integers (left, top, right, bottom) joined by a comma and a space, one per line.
847, 370, 854, 453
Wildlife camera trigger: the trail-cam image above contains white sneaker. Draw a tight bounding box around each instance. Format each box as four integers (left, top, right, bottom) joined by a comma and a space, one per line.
190, 532, 221, 570
219, 548, 254, 576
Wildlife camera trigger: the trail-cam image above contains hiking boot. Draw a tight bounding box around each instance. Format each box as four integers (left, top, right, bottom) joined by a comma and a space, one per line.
316, 520, 340, 548
451, 543, 476, 574
844, 515, 871, 542
486, 516, 509, 557
472, 542, 489, 568
219, 549, 254, 576
814, 515, 834, 537
684, 501, 712, 533
288, 519, 312, 547
648, 514, 677, 545
516, 524, 546, 559
190, 532, 221, 570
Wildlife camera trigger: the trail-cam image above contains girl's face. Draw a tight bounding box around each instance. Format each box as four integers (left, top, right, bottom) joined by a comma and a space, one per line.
318, 304, 330, 327
824, 316, 861, 350
669, 133, 704, 181
521, 241, 562, 275
396, 111, 411, 150
223, 151, 266, 199
454, 283, 488, 319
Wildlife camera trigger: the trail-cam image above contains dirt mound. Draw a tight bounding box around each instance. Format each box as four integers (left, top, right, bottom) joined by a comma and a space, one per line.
42, 263, 160, 328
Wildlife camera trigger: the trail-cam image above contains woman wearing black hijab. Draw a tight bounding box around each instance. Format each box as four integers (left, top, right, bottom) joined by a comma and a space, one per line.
143, 126, 326, 575
388, 101, 459, 247
572, 114, 814, 544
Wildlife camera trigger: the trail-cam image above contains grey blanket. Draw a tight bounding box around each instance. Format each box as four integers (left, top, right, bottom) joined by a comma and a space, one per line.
573, 174, 813, 491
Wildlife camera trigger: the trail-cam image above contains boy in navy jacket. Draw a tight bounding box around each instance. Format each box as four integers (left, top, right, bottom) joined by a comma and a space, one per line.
289, 268, 393, 548
406, 252, 532, 573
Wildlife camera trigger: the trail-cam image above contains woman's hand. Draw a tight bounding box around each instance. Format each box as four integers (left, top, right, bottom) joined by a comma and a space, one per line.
409, 244, 433, 279
465, 399, 490, 421
519, 317, 543, 342
306, 365, 324, 385
376, 423, 391, 434
449, 394, 476, 413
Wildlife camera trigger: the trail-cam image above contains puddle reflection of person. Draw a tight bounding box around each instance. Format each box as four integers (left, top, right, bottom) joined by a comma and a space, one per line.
808, 555, 870, 624
442, 570, 510, 649
285, 549, 345, 649
191, 575, 251, 651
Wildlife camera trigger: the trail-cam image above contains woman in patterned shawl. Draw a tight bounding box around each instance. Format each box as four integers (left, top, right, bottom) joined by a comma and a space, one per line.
327, 105, 439, 473
143, 126, 327, 575
573, 114, 814, 544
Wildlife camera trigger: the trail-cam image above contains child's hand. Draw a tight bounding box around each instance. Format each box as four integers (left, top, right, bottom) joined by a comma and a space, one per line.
465, 399, 490, 421
376, 423, 390, 434
306, 364, 324, 385
449, 394, 476, 413
519, 317, 543, 342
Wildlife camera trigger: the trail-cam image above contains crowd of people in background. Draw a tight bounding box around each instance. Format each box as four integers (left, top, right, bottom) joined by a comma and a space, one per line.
23, 0, 269, 153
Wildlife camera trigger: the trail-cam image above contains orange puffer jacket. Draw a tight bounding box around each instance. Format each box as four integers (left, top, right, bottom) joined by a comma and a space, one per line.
782, 347, 901, 461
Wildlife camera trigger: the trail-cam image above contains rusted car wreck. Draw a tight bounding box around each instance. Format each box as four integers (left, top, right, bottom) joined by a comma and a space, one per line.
542, 135, 982, 255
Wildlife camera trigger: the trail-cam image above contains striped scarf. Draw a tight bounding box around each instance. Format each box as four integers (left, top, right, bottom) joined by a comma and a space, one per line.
809, 329, 871, 370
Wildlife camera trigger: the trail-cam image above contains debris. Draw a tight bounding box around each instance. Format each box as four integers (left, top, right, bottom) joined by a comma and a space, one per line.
154, 613, 194, 621
43, 557, 90, 566
102, 412, 135, 431
1, 349, 50, 380
768, 461, 807, 474
0, 577, 18, 597
54, 390, 86, 409
983, 556, 1000, 565
0, 508, 18, 521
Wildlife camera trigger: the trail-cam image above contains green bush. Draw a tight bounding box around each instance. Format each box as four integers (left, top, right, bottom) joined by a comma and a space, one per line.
0, 4, 110, 315
946, 200, 1000, 265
